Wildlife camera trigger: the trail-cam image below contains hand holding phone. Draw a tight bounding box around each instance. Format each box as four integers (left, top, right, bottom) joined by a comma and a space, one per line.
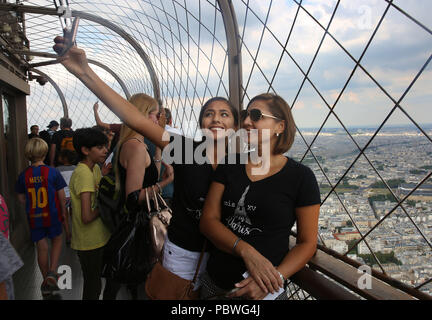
60, 17, 80, 56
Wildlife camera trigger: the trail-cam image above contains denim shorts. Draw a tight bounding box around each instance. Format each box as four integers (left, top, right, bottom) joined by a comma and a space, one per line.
30, 223, 63, 243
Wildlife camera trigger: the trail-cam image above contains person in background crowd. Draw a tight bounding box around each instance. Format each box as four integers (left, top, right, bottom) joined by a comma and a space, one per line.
0, 193, 9, 239
0, 233, 23, 300
93, 102, 121, 154
93, 101, 161, 159
28, 125, 40, 139
39, 120, 59, 164
163, 108, 182, 136
68, 128, 114, 300
0, 193, 22, 300
93, 125, 116, 156
50, 117, 74, 167
15, 138, 69, 297
158, 108, 182, 207
57, 149, 78, 244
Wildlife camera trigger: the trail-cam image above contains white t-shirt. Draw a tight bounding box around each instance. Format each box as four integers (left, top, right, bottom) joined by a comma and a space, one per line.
57, 165, 76, 198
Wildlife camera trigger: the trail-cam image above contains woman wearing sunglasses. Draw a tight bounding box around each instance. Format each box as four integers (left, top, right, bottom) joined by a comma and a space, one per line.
200, 93, 321, 300
52, 37, 240, 297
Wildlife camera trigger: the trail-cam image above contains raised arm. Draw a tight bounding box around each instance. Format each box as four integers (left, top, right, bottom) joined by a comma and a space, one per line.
93, 102, 110, 130
53, 37, 169, 149
200, 182, 283, 296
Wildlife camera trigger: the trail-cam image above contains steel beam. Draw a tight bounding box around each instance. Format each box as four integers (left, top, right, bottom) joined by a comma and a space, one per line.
31, 68, 68, 118
88, 59, 131, 100
19, 51, 135, 99
217, 0, 243, 112
25, 51, 131, 114
0, 3, 160, 101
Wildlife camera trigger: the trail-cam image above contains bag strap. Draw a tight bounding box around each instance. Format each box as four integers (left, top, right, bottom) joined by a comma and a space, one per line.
144, 188, 152, 215
155, 192, 169, 208
151, 187, 160, 211
191, 241, 207, 286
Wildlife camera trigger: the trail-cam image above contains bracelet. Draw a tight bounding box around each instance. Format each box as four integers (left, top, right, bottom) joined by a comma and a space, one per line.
232, 237, 241, 253
277, 271, 287, 289
153, 157, 162, 163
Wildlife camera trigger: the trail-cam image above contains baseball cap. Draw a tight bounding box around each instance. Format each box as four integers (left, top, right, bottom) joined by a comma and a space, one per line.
47, 120, 59, 128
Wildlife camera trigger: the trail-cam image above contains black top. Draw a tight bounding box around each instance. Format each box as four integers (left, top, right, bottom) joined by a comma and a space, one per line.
206, 154, 321, 290
51, 129, 74, 166
39, 129, 55, 163
39, 129, 54, 145
164, 134, 214, 252
119, 138, 159, 190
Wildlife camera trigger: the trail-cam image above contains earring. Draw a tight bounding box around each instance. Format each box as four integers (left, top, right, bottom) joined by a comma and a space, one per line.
276, 133, 280, 137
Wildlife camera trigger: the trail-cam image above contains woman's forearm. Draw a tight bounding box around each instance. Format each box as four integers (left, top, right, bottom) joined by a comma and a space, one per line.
200, 216, 248, 257
154, 148, 162, 175
276, 241, 317, 280
157, 178, 170, 189
80, 68, 168, 149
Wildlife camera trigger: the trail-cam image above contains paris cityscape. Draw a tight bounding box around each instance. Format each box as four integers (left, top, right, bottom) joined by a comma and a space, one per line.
287, 124, 432, 296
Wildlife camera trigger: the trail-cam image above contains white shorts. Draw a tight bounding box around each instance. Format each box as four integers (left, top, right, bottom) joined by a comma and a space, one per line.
162, 237, 209, 290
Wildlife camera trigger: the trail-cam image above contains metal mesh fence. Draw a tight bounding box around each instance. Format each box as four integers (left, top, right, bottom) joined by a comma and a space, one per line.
13, 0, 432, 297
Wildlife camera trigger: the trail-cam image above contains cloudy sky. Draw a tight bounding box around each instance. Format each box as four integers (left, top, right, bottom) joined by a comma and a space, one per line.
23, 0, 432, 135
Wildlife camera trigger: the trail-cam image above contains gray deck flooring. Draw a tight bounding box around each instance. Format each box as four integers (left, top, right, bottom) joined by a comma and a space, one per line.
12, 237, 135, 300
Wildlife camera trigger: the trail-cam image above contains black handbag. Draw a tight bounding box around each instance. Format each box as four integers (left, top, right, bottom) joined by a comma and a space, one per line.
102, 208, 155, 285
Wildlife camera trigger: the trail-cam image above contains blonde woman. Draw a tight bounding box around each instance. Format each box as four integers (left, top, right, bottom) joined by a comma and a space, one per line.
103, 93, 174, 300
115, 93, 172, 204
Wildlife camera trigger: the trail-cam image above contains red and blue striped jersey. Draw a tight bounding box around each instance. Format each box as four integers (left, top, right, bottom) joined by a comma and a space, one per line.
15, 165, 67, 229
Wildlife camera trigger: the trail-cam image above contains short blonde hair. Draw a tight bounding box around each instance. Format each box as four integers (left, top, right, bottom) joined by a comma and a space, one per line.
25, 138, 48, 162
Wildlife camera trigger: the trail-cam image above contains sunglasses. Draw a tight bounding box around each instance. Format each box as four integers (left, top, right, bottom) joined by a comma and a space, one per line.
240, 108, 282, 122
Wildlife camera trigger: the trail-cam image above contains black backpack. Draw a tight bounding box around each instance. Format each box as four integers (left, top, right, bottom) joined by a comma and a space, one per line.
97, 167, 125, 233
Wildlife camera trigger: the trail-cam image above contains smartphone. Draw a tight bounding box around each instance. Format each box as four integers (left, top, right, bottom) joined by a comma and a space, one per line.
60, 17, 80, 56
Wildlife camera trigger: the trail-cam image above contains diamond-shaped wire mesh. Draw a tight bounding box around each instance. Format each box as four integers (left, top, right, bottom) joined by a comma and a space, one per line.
17, 0, 432, 297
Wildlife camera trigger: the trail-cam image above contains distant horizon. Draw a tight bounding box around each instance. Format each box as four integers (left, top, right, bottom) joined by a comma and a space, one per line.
297, 123, 432, 130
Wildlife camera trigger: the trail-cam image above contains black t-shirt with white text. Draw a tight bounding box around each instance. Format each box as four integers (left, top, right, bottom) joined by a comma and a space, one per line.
206, 154, 321, 290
